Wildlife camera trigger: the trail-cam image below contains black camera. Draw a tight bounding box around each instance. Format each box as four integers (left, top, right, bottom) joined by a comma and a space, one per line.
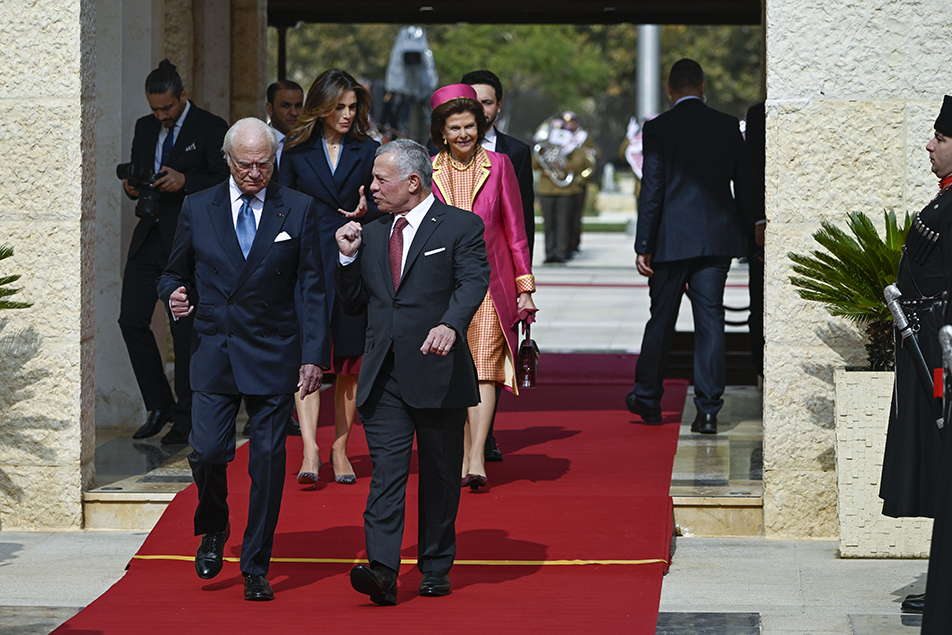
116, 162, 165, 220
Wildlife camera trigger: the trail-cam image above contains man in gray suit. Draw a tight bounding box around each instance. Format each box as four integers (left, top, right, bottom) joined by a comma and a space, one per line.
335, 139, 489, 605
625, 59, 760, 434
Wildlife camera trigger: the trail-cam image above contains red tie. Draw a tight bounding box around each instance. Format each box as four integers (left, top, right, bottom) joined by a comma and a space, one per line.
389, 216, 409, 291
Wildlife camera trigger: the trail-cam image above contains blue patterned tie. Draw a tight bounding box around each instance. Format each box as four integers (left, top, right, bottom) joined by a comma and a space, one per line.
236, 194, 256, 259
160, 127, 175, 167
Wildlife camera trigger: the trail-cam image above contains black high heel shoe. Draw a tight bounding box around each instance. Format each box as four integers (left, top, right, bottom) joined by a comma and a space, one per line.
330, 449, 356, 485
297, 456, 322, 489
464, 474, 487, 491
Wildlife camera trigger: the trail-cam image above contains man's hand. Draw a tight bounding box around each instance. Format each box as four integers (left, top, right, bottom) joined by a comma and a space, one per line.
336, 221, 363, 258
340, 185, 367, 219
636, 254, 654, 278
421, 324, 457, 356
169, 286, 194, 318
153, 166, 186, 192
298, 364, 323, 399
123, 179, 140, 198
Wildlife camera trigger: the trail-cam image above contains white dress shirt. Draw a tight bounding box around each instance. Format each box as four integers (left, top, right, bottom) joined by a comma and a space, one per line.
154, 100, 191, 173
272, 126, 286, 168
229, 177, 264, 230
481, 126, 498, 152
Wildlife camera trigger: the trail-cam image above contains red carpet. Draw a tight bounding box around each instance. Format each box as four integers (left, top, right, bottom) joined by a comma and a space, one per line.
56, 354, 686, 634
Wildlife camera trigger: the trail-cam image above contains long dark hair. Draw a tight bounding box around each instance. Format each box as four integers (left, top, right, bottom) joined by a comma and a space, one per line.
285, 69, 371, 150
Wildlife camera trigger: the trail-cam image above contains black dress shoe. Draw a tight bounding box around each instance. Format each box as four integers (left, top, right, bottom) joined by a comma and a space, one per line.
161, 424, 191, 445
195, 523, 230, 579
901, 592, 925, 614
419, 571, 451, 597
691, 413, 717, 434
484, 435, 503, 462
350, 564, 397, 606
244, 574, 274, 601
132, 407, 173, 439
625, 391, 662, 424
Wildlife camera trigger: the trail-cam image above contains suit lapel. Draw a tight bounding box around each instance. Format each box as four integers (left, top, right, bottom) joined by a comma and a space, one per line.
494, 128, 510, 154
207, 183, 245, 270
371, 215, 395, 299
168, 101, 198, 161
333, 140, 361, 192
234, 182, 290, 292
303, 138, 343, 208
400, 202, 443, 286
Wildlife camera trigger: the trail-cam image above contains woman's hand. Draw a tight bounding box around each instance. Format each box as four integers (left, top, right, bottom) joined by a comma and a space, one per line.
340, 185, 367, 219
517, 292, 537, 314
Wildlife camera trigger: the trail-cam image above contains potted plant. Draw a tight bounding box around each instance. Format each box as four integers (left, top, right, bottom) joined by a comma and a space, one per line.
787, 210, 910, 370
0, 245, 33, 310
787, 211, 932, 556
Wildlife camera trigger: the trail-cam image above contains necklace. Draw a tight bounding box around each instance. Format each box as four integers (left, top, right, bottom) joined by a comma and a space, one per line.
448, 151, 476, 171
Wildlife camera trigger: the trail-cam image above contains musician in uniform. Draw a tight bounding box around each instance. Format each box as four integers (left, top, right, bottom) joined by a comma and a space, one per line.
532, 112, 597, 264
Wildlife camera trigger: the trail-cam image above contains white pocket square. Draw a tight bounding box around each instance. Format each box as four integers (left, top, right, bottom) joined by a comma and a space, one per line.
184, 143, 196, 152
424, 247, 445, 256
274, 231, 292, 242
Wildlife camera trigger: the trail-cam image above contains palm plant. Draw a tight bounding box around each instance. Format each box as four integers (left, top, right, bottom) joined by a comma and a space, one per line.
788, 210, 911, 370
0, 245, 33, 310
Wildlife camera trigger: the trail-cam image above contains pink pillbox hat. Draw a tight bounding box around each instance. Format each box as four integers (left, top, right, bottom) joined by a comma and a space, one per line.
430, 84, 478, 111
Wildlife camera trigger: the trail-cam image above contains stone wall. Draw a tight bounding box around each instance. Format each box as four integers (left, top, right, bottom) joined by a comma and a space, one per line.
763, 0, 951, 537
0, 0, 96, 528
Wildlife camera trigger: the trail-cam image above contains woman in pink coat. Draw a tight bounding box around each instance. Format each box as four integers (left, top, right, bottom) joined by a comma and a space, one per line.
429, 84, 538, 490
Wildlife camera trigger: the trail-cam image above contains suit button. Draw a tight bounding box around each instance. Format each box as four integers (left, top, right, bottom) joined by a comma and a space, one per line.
275, 269, 282, 275
228, 332, 234, 338
263, 302, 269, 308
260, 331, 267, 337
213, 267, 219, 273
228, 300, 234, 306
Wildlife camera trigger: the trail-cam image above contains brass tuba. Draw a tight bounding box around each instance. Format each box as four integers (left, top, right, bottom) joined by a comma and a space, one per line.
532, 123, 575, 188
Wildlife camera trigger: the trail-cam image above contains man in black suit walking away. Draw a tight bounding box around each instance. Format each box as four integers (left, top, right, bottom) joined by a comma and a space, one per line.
120, 60, 229, 444
158, 117, 330, 601
335, 139, 489, 605
625, 59, 760, 434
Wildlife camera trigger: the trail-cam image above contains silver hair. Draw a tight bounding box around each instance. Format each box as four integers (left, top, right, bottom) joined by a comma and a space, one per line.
222, 117, 279, 162
374, 139, 433, 191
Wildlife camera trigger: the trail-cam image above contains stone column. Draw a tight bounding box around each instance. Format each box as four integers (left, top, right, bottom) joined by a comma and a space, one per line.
763, 0, 949, 537
230, 0, 267, 122
0, 0, 96, 528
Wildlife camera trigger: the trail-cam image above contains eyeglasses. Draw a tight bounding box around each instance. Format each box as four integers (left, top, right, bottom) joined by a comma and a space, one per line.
230, 156, 274, 172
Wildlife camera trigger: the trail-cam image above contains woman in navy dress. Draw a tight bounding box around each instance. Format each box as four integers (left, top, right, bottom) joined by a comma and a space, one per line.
279, 69, 379, 486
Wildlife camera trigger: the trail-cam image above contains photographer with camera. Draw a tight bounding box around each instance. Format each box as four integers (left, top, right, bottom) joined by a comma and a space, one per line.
118, 59, 229, 445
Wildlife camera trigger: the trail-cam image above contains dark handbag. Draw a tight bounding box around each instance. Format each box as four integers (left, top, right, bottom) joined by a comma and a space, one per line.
517, 321, 540, 389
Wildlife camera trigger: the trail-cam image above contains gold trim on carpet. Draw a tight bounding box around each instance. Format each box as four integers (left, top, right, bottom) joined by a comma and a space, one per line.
132, 555, 668, 566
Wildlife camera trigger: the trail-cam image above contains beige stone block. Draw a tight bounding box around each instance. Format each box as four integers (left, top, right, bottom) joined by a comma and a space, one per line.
673, 497, 764, 537
84, 492, 176, 531
0, 2, 83, 96
0, 465, 83, 529
766, 0, 952, 100
833, 369, 931, 557
763, 468, 838, 538
767, 101, 906, 225
0, 100, 84, 221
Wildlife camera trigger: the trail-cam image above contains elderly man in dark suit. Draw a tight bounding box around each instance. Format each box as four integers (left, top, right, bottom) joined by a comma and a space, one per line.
121, 60, 229, 444
335, 139, 489, 605
625, 58, 760, 434
158, 117, 330, 601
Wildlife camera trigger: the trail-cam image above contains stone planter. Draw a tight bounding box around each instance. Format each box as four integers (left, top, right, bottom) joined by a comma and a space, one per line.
834, 368, 932, 557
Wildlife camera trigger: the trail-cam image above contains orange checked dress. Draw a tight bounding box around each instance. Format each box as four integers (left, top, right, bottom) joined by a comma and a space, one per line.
433, 147, 535, 392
